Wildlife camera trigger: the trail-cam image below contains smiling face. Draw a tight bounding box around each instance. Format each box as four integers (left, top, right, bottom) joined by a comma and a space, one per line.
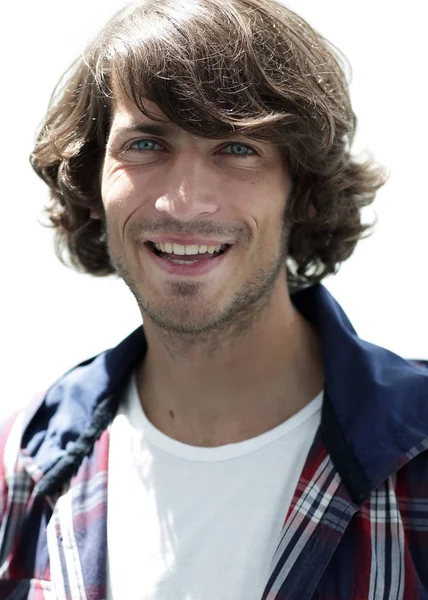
100, 95, 293, 335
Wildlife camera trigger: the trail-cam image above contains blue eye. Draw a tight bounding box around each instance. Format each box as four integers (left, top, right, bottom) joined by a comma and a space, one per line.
130, 139, 163, 151
223, 143, 255, 158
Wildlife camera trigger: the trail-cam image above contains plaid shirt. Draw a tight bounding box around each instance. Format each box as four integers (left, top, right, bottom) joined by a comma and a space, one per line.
1, 283, 428, 600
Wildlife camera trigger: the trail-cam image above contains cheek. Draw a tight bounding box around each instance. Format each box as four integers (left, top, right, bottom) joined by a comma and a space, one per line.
252, 199, 288, 258
101, 170, 142, 231
247, 185, 287, 233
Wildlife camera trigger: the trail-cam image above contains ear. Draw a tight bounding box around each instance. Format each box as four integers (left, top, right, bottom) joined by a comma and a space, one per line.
308, 203, 317, 219
90, 208, 102, 219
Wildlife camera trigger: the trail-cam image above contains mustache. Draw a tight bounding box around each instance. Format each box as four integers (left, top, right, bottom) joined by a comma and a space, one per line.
127, 217, 252, 243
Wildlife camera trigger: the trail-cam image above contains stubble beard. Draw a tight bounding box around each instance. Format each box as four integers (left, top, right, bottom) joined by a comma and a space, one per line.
107, 224, 289, 349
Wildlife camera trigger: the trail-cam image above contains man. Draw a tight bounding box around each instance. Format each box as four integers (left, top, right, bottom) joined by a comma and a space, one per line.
1, 0, 427, 598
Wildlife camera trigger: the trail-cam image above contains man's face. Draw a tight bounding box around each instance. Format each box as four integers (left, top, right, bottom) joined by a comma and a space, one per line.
101, 95, 293, 335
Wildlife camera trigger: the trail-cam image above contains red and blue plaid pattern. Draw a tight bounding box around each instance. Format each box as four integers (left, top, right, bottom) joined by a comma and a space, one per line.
0, 284, 427, 599
2, 414, 428, 599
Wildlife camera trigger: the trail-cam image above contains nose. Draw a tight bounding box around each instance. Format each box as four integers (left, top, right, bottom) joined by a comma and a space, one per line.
154, 154, 219, 220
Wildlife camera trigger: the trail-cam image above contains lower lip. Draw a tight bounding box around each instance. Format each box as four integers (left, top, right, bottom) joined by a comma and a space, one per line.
142, 243, 231, 276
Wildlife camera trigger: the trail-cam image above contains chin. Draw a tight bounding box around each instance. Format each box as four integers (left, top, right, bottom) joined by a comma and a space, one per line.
149, 303, 222, 333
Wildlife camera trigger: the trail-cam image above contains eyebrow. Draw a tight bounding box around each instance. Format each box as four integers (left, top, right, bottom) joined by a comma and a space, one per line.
110, 123, 179, 138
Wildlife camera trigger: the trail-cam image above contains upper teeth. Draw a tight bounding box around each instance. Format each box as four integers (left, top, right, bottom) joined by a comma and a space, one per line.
153, 242, 223, 255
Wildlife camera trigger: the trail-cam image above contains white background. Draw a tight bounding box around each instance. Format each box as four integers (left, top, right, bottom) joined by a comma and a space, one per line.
0, 0, 427, 420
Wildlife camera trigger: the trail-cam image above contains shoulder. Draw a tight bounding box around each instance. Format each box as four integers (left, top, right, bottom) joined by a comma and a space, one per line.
411, 359, 428, 370
0, 391, 47, 486
0, 407, 33, 521
0, 407, 34, 476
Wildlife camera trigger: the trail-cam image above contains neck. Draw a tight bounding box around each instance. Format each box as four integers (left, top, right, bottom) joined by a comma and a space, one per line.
136, 281, 324, 446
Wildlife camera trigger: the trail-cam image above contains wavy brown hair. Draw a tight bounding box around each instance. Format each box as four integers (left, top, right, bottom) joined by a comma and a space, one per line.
30, 0, 386, 290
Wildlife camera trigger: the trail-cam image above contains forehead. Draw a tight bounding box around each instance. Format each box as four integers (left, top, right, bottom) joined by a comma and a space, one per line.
110, 92, 168, 127
107, 83, 282, 154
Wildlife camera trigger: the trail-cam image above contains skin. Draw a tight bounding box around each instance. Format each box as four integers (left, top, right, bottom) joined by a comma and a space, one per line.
99, 93, 325, 446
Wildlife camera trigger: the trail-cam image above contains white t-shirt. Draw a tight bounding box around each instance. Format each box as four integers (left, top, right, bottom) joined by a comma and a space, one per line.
106, 372, 322, 600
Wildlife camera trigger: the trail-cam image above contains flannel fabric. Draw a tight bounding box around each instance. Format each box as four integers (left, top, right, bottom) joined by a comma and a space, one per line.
0, 283, 427, 600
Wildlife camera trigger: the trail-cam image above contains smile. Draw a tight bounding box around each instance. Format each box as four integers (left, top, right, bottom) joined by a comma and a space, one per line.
144, 241, 232, 276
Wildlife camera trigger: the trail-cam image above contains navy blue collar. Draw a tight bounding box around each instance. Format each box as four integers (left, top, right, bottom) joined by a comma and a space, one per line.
294, 284, 428, 502
23, 283, 428, 503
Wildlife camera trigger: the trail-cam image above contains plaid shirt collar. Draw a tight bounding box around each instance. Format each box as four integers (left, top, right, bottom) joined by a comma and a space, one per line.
20, 282, 428, 504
